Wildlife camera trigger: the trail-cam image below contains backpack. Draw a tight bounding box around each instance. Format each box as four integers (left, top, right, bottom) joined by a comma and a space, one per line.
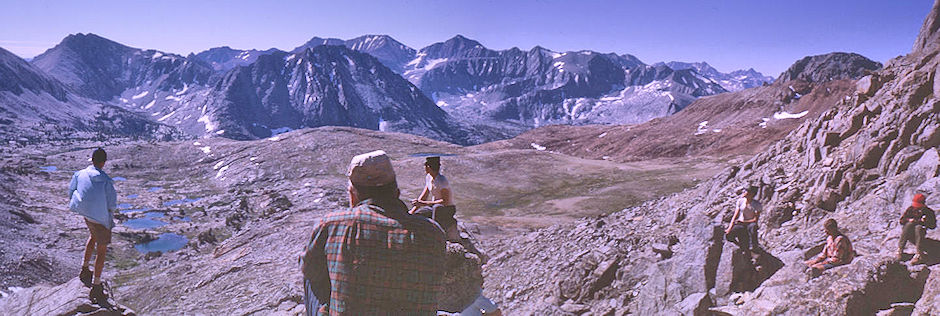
925, 207, 937, 229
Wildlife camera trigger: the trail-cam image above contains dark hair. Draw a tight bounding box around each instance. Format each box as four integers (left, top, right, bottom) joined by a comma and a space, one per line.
353, 181, 399, 202
425, 157, 441, 172
824, 218, 839, 231
746, 186, 759, 196
92, 148, 107, 163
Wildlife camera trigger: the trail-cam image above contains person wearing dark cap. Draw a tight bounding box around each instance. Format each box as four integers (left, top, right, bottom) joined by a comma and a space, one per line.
67, 148, 117, 303
898, 193, 937, 264
300, 150, 446, 315
411, 156, 460, 241
724, 186, 763, 257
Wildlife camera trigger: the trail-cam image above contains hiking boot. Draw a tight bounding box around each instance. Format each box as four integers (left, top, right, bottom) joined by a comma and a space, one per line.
79, 267, 92, 287
89, 283, 108, 304
912, 254, 924, 265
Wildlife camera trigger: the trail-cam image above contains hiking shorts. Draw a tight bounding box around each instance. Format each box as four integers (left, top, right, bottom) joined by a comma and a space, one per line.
85, 218, 111, 245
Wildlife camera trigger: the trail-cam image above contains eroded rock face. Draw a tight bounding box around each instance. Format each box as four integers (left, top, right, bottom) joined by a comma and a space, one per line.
0, 278, 136, 316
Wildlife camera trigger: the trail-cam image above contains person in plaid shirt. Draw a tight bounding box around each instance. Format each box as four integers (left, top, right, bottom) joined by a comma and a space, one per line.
301, 150, 446, 315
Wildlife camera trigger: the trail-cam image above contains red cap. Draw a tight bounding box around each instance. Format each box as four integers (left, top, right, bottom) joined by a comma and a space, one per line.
913, 193, 927, 209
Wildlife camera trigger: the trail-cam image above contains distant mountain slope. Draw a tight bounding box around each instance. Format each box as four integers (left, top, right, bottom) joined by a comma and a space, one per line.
291, 35, 417, 73
658, 61, 774, 91
195, 45, 478, 144
404, 35, 726, 135
342, 35, 416, 73
193, 46, 280, 71
0, 46, 180, 142
32, 33, 214, 102
484, 52, 882, 161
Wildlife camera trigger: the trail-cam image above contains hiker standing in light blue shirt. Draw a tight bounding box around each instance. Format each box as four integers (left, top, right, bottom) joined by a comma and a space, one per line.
67, 148, 116, 304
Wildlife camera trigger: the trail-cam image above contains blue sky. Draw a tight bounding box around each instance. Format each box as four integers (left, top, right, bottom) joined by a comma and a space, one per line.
0, 0, 933, 76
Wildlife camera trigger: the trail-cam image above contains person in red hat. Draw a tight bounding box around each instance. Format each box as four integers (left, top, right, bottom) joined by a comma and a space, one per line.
898, 193, 937, 264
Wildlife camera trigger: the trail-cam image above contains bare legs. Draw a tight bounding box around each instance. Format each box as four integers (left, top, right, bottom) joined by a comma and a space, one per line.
83, 235, 95, 269
94, 242, 107, 284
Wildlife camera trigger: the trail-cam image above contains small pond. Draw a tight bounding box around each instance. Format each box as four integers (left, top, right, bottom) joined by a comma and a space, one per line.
120, 207, 150, 214
134, 233, 188, 253
123, 218, 168, 229
163, 197, 202, 207
39, 166, 57, 172
408, 153, 458, 158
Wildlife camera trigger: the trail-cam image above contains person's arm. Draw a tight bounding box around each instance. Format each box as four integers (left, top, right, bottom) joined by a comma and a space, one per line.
725, 208, 740, 233
301, 222, 331, 302
410, 186, 432, 212
68, 173, 78, 199
413, 186, 430, 203
106, 179, 117, 213
901, 207, 913, 224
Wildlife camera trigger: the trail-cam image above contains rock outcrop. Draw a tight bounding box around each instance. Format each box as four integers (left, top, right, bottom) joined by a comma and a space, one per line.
439, 226, 489, 312
0, 278, 136, 316
776, 52, 881, 84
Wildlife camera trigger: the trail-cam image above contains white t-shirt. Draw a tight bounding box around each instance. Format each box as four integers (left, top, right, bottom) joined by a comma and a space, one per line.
426, 174, 456, 206
736, 197, 762, 222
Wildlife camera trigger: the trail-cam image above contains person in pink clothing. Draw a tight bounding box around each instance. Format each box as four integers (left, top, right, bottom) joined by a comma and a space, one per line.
804, 219, 855, 275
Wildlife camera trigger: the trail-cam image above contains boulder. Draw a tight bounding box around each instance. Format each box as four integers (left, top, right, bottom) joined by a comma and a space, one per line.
676, 292, 714, 316
557, 250, 621, 302
715, 244, 785, 297
856, 74, 882, 97
439, 238, 486, 312
877, 302, 916, 316
632, 219, 721, 314
734, 255, 928, 315
913, 266, 940, 315
860, 141, 887, 169
0, 278, 136, 316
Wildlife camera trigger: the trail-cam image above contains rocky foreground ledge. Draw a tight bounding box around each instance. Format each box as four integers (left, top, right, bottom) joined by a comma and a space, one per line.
0, 278, 136, 316
0, 227, 487, 316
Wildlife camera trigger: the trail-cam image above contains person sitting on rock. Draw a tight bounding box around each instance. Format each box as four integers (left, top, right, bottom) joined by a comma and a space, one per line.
68, 148, 117, 304
898, 193, 937, 264
411, 156, 460, 241
725, 186, 763, 256
300, 150, 446, 315
804, 219, 855, 275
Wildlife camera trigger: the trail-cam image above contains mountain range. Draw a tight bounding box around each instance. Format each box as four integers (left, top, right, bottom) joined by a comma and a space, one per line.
490, 52, 881, 162
4, 32, 777, 144
199, 34, 775, 135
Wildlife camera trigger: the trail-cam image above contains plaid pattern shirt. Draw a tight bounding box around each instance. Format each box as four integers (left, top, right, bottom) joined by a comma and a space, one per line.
302, 199, 446, 315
